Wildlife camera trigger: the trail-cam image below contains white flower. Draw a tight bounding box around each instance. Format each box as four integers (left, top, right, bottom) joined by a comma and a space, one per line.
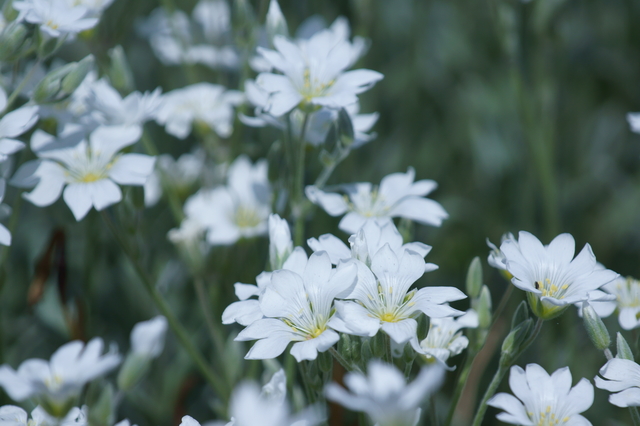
13, 0, 99, 38
221, 246, 308, 326
72, 0, 115, 17
114, 420, 137, 426
332, 243, 465, 346
417, 309, 478, 364
595, 358, 640, 407
236, 251, 357, 361
88, 79, 163, 131
585, 277, 640, 330
628, 113, 640, 134
0, 405, 87, 426
325, 360, 444, 426
0, 338, 120, 416
254, 16, 381, 116
193, 0, 230, 41
268, 214, 293, 270
308, 218, 436, 271
306, 167, 448, 234
0, 87, 39, 163
144, 149, 207, 207
130, 316, 168, 359
183, 155, 270, 245
500, 231, 618, 320
12, 126, 154, 221
0, 179, 12, 246
488, 364, 594, 426
486, 232, 518, 272
156, 83, 243, 139
260, 369, 286, 404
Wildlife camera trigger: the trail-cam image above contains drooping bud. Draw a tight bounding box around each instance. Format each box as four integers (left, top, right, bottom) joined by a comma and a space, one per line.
582, 302, 610, 351
616, 332, 634, 361
33, 55, 94, 104
61, 55, 94, 95
266, 0, 288, 46
466, 257, 483, 299
501, 318, 533, 364
107, 45, 134, 93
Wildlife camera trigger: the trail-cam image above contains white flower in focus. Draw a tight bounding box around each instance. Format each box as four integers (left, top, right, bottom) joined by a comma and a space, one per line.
268, 214, 293, 270
332, 244, 465, 345
596, 358, 640, 407
156, 83, 243, 139
308, 218, 436, 271
221, 247, 307, 326
488, 364, 594, 425
12, 126, 155, 221
130, 316, 168, 359
0, 87, 39, 163
254, 24, 382, 116
628, 113, 640, 134
236, 252, 357, 361
13, 0, 99, 37
325, 360, 444, 426
501, 231, 618, 320
306, 167, 448, 234
417, 310, 478, 364
88, 79, 163, 131
184, 156, 270, 245
0, 338, 120, 417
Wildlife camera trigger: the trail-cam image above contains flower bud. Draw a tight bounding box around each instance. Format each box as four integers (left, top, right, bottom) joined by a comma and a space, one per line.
107, 45, 134, 93
372, 332, 386, 358
0, 22, 29, 61
476, 285, 492, 329
361, 338, 373, 361
501, 318, 532, 363
3, 0, 18, 21
511, 300, 530, 331
61, 55, 94, 96
266, 0, 288, 45
616, 332, 634, 361
117, 353, 152, 390
582, 302, 610, 350
417, 314, 429, 340
33, 55, 94, 104
318, 351, 333, 374
268, 214, 292, 270
87, 383, 114, 426
465, 257, 483, 299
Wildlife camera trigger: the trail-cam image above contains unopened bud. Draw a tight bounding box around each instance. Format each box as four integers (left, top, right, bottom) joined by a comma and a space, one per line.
466, 257, 483, 299
0, 22, 29, 61
617, 332, 634, 361
33, 55, 94, 104
582, 302, 610, 351
3, 0, 18, 21
477, 285, 492, 329
266, 0, 288, 45
337, 108, 355, 147
317, 351, 333, 373
61, 55, 94, 95
372, 332, 386, 358
107, 46, 134, 93
511, 300, 530, 331
360, 338, 373, 361
117, 353, 151, 391
88, 383, 114, 426
501, 318, 532, 362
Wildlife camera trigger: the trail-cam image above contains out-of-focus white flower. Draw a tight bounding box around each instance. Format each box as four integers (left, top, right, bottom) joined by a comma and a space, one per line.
183, 155, 270, 245
417, 310, 478, 364
221, 247, 307, 327
88, 79, 162, 132
326, 360, 444, 426
0, 87, 39, 163
130, 316, 168, 359
0, 180, 12, 246
156, 83, 243, 139
12, 126, 155, 221
596, 358, 640, 407
488, 364, 594, 425
144, 149, 207, 207
253, 23, 382, 116
13, 0, 99, 38
193, 0, 230, 41
236, 252, 357, 362
0, 405, 88, 426
307, 167, 448, 234
268, 214, 293, 270
114, 420, 137, 426
586, 277, 640, 330
501, 231, 618, 320
260, 369, 286, 404
72, 0, 115, 17
628, 113, 640, 134
0, 339, 120, 417
331, 244, 465, 346
308, 218, 436, 271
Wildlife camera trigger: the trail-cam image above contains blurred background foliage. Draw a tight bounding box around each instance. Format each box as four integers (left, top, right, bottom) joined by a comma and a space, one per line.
2, 0, 640, 425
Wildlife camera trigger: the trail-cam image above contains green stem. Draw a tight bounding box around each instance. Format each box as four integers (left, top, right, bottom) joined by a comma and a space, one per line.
383, 333, 392, 364
293, 113, 310, 247
100, 211, 228, 402
471, 318, 543, 426
630, 407, 640, 426
140, 131, 184, 223
193, 277, 226, 360
444, 351, 476, 426
329, 347, 362, 373
4, 61, 40, 112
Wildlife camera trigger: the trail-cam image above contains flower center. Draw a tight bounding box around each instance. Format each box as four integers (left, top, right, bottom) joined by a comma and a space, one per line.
349, 188, 389, 218
532, 406, 570, 425
616, 278, 640, 308
535, 278, 569, 299
300, 68, 335, 103
46, 20, 59, 30
80, 172, 103, 183
234, 205, 261, 229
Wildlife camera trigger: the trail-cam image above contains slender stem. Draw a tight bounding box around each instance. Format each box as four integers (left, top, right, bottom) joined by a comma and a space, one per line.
403, 358, 414, 378
430, 394, 440, 426
630, 407, 640, 426
193, 277, 226, 357
313, 146, 350, 190
140, 131, 184, 223
100, 211, 228, 402
490, 284, 513, 328
297, 361, 315, 404
471, 318, 544, 426
604, 348, 613, 361
329, 347, 362, 373
4, 61, 40, 112
444, 351, 476, 426
293, 113, 310, 247
383, 333, 392, 364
